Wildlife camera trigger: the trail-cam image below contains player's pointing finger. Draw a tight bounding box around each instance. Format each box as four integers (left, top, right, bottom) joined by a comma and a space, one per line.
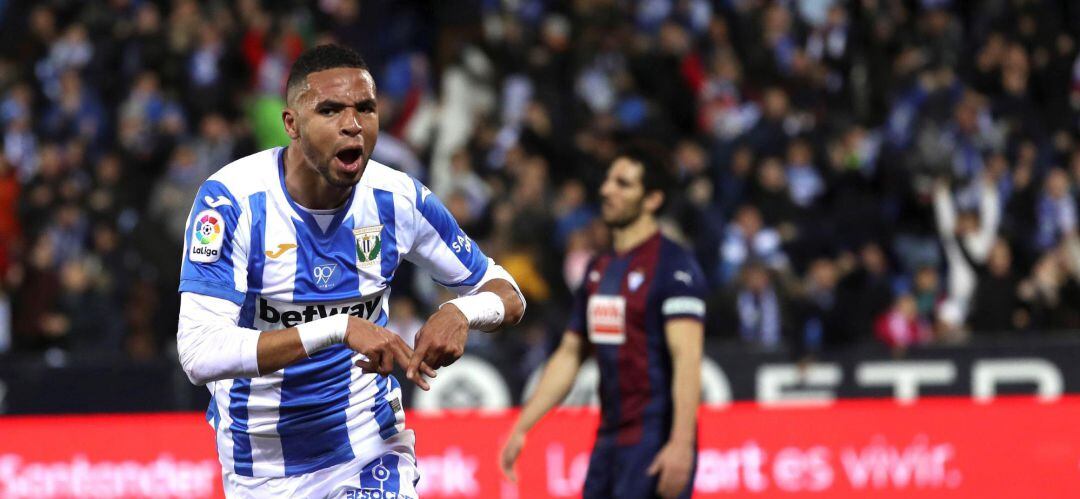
407, 337, 428, 382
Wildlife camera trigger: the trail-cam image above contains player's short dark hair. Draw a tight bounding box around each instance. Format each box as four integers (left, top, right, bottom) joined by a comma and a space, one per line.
286, 44, 369, 102
615, 140, 675, 204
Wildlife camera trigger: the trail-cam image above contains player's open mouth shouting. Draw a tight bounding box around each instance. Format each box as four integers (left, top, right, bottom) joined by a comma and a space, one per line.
334, 144, 364, 174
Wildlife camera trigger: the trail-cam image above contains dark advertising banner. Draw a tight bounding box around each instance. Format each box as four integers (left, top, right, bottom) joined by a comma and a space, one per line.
2, 337, 1080, 413
405, 337, 1080, 411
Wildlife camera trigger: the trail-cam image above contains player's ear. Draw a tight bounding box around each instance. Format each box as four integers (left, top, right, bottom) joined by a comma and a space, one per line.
644, 190, 664, 214
282, 108, 300, 140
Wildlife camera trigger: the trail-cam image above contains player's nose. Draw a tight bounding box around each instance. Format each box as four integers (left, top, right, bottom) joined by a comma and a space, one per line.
599, 180, 615, 198
340, 109, 362, 137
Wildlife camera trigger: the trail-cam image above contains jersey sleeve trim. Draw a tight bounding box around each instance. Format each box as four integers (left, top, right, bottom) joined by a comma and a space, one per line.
662, 296, 706, 317
180, 279, 247, 305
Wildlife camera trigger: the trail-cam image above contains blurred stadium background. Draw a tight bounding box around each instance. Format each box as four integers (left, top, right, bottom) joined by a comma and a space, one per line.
1, 0, 1080, 497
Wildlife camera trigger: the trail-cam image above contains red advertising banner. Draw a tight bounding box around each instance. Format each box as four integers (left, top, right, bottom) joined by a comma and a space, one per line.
2, 397, 1079, 498
0, 413, 221, 498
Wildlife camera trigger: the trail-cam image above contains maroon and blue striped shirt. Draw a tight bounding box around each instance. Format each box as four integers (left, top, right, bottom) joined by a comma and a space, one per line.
567, 232, 707, 445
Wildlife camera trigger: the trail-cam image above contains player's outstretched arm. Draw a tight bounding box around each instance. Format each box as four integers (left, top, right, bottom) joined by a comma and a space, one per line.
648, 318, 704, 498
499, 331, 585, 482
405, 178, 526, 381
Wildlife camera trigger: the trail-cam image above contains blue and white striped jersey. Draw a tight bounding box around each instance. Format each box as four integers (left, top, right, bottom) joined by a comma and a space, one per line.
179, 147, 493, 478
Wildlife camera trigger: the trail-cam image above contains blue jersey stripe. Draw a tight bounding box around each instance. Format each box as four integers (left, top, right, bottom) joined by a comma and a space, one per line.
290, 217, 362, 302
238, 293, 256, 329
411, 178, 488, 284
228, 192, 266, 477
236, 193, 266, 327
277, 344, 355, 475
373, 189, 399, 284
247, 192, 267, 294
228, 379, 254, 476
372, 374, 399, 440
205, 394, 220, 430
276, 223, 364, 474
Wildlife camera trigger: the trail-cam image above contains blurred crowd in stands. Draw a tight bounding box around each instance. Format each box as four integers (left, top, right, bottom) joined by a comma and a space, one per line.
1, 0, 1079, 373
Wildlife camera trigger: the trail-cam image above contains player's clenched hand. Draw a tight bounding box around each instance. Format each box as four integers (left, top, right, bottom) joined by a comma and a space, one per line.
499, 430, 526, 482
407, 304, 469, 383
647, 440, 694, 498
344, 316, 432, 391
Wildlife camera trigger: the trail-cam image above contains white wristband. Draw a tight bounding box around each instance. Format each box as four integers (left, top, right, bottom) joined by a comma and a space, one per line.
441, 292, 505, 330
296, 314, 349, 356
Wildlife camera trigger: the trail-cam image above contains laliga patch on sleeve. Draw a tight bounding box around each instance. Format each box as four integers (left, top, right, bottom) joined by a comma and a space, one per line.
587, 295, 626, 345
189, 209, 225, 263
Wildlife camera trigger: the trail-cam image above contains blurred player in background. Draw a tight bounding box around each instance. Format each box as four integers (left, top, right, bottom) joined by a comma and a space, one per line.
500, 145, 706, 498
175, 44, 524, 498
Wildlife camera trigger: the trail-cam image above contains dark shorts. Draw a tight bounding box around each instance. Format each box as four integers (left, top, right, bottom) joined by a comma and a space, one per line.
582, 432, 696, 499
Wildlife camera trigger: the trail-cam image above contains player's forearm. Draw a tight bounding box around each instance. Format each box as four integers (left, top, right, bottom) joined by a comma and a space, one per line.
666, 320, 704, 446
669, 345, 701, 445
255, 328, 308, 375
513, 343, 581, 434
256, 313, 352, 374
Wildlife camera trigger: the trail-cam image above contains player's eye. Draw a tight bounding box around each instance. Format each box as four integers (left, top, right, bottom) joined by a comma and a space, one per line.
318, 107, 337, 116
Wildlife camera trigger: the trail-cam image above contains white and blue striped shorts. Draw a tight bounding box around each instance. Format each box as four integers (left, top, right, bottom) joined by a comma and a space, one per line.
223, 450, 419, 499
